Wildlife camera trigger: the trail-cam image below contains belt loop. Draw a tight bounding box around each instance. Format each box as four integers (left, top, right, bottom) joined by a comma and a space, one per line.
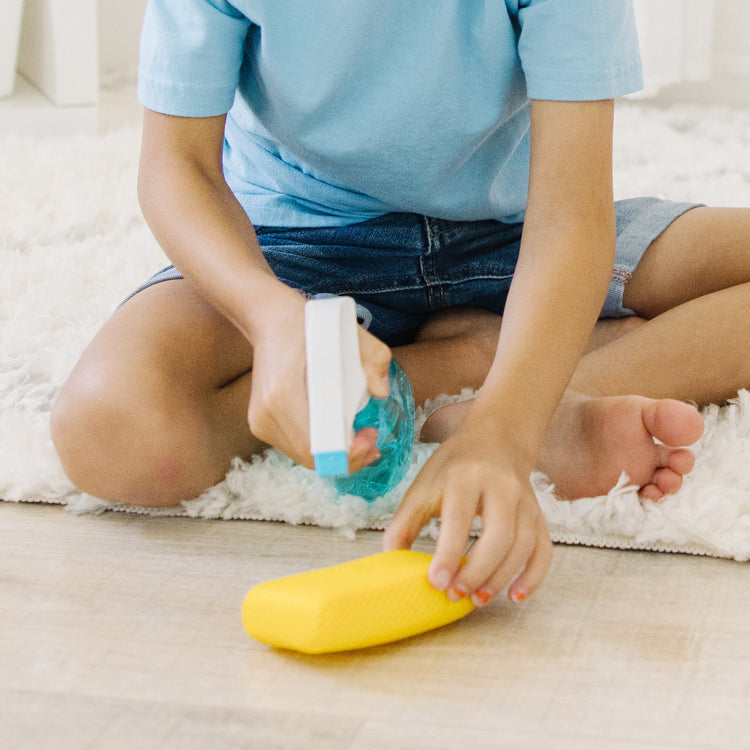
422, 215, 439, 254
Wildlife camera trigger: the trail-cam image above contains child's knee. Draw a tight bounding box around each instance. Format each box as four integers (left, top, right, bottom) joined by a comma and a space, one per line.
50, 364, 196, 508
50, 366, 108, 483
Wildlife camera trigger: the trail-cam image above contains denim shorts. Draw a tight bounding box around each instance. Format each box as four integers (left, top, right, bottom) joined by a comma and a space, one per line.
127, 197, 699, 347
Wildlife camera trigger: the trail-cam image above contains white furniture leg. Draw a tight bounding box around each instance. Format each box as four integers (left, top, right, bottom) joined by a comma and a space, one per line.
17, 0, 98, 106
0, 0, 25, 98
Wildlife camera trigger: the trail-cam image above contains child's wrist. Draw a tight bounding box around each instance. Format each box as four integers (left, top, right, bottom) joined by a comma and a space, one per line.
232, 276, 306, 343
459, 395, 545, 470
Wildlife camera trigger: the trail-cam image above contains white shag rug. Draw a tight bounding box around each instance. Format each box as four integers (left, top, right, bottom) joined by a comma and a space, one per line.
3, 100, 750, 560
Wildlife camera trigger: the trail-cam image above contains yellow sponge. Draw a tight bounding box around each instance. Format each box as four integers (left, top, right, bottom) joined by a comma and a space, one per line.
242, 550, 474, 653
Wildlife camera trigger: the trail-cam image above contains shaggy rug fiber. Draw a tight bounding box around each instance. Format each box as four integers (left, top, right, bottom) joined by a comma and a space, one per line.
3, 100, 750, 559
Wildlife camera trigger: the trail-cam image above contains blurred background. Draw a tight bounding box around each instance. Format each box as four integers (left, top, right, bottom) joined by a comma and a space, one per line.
0, 0, 749, 136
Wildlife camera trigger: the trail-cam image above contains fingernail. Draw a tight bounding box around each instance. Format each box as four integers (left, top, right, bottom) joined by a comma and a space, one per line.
509, 588, 527, 604
448, 583, 468, 602
431, 568, 452, 591
472, 589, 493, 607
366, 446, 381, 463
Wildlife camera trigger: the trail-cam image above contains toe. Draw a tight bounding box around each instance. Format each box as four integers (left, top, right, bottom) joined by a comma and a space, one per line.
652, 466, 684, 496
639, 482, 664, 501
653, 444, 695, 476
668, 447, 696, 476
640, 467, 683, 500
642, 399, 704, 448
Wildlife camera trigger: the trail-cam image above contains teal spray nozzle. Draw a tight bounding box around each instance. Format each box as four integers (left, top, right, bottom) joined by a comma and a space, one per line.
304, 296, 415, 501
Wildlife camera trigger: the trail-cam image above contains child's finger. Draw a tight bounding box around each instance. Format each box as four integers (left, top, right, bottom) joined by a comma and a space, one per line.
381, 476, 435, 553
466, 520, 540, 607
348, 427, 380, 473
448, 486, 516, 596
507, 529, 555, 604
429, 485, 478, 592
359, 331, 392, 399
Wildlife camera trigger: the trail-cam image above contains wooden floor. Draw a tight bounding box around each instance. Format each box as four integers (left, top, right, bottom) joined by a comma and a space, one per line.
2, 500, 749, 750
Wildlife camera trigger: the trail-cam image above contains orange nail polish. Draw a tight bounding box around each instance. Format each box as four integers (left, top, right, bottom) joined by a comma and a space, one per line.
509, 589, 527, 604
475, 589, 492, 605
449, 584, 468, 601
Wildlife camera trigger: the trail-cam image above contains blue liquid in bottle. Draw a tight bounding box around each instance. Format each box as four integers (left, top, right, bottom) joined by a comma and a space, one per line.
329, 360, 415, 501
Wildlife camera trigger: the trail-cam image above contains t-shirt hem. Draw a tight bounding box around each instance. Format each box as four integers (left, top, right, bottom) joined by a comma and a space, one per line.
137, 75, 236, 118
525, 66, 644, 101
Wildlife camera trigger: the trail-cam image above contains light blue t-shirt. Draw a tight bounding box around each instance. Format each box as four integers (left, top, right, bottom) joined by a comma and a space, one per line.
138, 0, 643, 227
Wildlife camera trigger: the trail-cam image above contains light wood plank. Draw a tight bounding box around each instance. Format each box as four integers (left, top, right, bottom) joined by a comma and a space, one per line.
2, 501, 749, 749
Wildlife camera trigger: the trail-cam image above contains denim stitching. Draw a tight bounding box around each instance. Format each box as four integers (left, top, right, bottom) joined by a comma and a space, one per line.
330, 274, 515, 297
421, 216, 447, 310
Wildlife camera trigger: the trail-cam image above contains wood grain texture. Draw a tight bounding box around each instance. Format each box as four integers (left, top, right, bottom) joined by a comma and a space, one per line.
2, 501, 749, 749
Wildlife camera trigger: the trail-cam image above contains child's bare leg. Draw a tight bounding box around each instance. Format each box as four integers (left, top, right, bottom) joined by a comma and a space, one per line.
399, 309, 702, 501
57, 206, 748, 508
582, 316, 645, 355
50, 287, 646, 508
395, 307, 644, 404
52, 288, 506, 507
572, 207, 750, 404
424, 207, 750, 499
51, 279, 260, 507
393, 308, 501, 403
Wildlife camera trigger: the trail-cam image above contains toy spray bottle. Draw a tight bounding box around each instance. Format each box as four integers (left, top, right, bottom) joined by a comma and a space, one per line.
305, 296, 415, 501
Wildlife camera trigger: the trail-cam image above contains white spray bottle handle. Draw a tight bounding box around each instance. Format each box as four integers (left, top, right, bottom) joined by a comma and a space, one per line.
305, 297, 369, 477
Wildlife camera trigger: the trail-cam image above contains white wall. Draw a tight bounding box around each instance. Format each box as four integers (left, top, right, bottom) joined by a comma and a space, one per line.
713, 1, 750, 78
632, 0, 750, 106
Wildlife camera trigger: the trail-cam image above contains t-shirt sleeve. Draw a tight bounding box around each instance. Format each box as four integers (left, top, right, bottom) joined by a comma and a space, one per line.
516, 0, 643, 100
137, 0, 252, 117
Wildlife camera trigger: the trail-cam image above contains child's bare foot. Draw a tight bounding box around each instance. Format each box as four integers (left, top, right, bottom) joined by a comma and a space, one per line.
420, 392, 704, 500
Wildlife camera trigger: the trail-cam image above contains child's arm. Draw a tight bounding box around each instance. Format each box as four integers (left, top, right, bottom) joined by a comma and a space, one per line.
137, 110, 391, 469
384, 99, 617, 603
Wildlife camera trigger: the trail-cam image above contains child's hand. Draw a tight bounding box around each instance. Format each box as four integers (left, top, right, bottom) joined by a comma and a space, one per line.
383, 414, 554, 606
246, 289, 391, 471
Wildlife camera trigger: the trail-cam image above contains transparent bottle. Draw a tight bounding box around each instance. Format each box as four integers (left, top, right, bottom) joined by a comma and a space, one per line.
329, 360, 415, 501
